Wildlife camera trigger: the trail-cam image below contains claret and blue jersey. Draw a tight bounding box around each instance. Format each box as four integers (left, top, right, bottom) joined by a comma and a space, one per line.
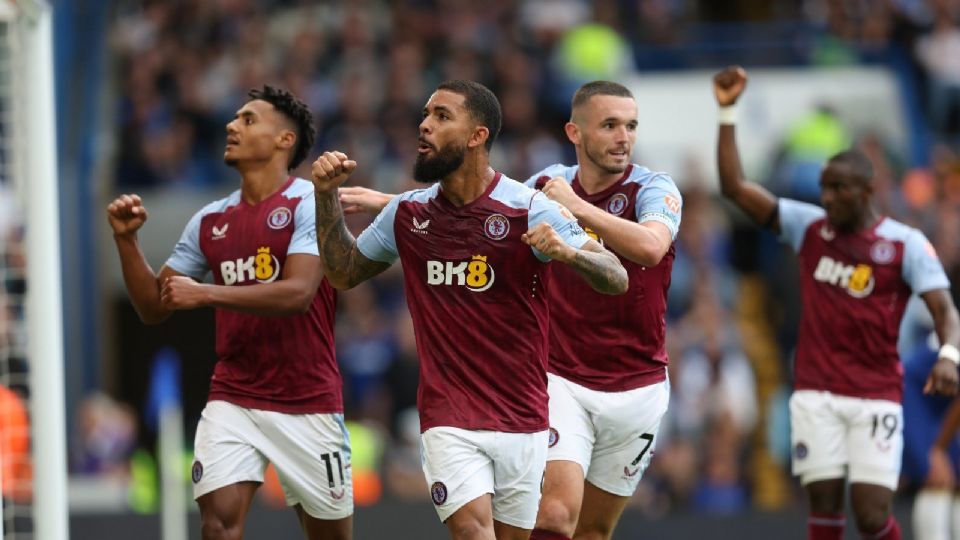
165, 177, 341, 414
526, 163, 683, 392
356, 172, 588, 434
778, 198, 950, 402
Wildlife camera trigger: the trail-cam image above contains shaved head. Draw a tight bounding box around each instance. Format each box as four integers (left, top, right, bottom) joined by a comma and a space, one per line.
826, 149, 873, 186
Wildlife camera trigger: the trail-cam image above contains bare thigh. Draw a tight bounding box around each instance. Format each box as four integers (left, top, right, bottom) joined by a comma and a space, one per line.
197, 481, 260, 540
573, 481, 631, 540
293, 505, 353, 540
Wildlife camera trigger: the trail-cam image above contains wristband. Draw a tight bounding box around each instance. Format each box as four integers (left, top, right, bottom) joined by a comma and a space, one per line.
718, 105, 738, 125
939, 343, 960, 365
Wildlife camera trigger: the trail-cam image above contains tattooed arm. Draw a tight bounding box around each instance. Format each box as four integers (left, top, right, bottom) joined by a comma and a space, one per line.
567, 239, 629, 295
522, 223, 628, 295
311, 151, 393, 290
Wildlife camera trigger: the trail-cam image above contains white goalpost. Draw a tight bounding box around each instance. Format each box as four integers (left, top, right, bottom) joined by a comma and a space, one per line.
0, 0, 68, 539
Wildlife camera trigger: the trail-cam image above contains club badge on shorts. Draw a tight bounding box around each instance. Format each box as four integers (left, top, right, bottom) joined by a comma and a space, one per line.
192, 460, 204, 483
431, 481, 448, 505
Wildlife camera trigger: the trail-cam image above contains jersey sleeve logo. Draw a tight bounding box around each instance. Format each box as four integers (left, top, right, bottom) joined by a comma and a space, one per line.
606, 193, 629, 216
664, 195, 681, 214
557, 204, 574, 220
484, 214, 510, 240
267, 207, 292, 230
870, 240, 895, 264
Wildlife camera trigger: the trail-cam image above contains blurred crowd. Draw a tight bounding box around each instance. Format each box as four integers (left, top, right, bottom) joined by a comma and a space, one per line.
92, 0, 960, 516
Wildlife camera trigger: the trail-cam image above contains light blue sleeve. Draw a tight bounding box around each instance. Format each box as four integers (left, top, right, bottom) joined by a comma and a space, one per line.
356, 194, 400, 264
524, 164, 570, 188
778, 198, 825, 252
528, 191, 590, 262
288, 192, 319, 256
636, 175, 682, 240
903, 229, 950, 294
164, 209, 209, 279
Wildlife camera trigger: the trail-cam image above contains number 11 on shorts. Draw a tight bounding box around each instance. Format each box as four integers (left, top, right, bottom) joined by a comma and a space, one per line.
320, 451, 345, 488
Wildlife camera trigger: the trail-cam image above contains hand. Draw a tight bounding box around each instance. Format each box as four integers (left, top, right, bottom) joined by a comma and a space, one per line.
106, 194, 148, 236
160, 276, 209, 310
522, 222, 575, 263
924, 358, 959, 396
311, 151, 357, 193
339, 186, 394, 215
925, 446, 956, 490
713, 66, 748, 107
541, 178, 586, 216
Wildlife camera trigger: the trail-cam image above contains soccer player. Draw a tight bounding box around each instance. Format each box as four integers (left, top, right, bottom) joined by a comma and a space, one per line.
107, 86, 352, 540
524, 81, 679, 540
713, 66, 960, 540
310, 80, 628, 540
901, 336, 960, 539
338, 80, 681, 540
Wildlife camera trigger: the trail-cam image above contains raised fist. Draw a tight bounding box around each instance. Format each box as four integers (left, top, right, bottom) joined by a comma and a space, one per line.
713, 66, 748, 107
107, 194, 148, 236
311, 151, 357, 193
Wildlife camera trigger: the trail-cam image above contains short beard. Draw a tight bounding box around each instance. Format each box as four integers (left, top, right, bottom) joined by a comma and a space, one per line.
413, 142, 466, 183
584, 143, 628, 175
224, 157, 238, 168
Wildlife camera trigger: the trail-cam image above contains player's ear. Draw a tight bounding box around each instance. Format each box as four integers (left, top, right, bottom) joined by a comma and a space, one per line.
564, 121, 580, 145
468, 125, 489, 150
277, 128, 296, 152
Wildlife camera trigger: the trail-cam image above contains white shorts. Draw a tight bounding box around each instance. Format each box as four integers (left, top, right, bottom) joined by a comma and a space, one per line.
546, 373, 669, 497
420, 426, 548, 529
192, 400, 353, 519
789, 390, 903, 490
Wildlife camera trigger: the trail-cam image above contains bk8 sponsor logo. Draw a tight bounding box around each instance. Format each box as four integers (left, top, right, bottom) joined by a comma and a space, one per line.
220, 246, 281, 285
426, 255, 494, 292
812, 255, 874, 298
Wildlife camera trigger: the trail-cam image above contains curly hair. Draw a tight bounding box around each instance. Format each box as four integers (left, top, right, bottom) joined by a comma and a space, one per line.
247, 85, 316, 170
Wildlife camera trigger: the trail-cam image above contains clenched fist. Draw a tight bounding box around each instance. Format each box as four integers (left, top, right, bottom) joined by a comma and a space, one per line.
311, 151, 357, 193
541, 178, 586, 216
107, 194, 148, 236
160, 276, 208, 310
713, 66, 748, 107
522, 222, 575, 263
924, 358, 959, 396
